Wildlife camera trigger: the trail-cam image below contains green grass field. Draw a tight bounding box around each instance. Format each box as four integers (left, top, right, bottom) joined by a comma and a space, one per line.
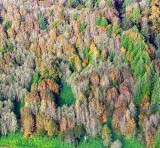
0, 133, 73, 148
58, 83, 76, 107
0, 133, 103, 148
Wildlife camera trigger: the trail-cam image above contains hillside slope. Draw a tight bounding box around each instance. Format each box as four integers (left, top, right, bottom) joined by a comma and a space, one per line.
0, 0, 160, 147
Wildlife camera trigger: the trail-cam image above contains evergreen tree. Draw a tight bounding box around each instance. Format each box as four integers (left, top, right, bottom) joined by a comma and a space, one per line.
100, 18, 108, 27
38, 13, 48, 30
134, 57, 145, 78
155, 33, 160, 49
141, 25, 150, 41
112, 21, 121, 34
95, 16, 101, 26
141, 71, 151, 97
130, 48, 139, 63
80, 22, 86, 32
154, 28, 160, 52
0, 15, 3, 24
153, 128, 160, 148
106, 0, 112, 8
131, 50, 141, 71
95, 17, 108, 27
86, 0, 94, 9
131, 4, 141, 24
156, 49, 160, 59
146, 0, 152, 8
136, 35, 145, 51
134, 80, 142, 105
123, 0, 132, 7
70, 0, 80, 8
122, 16, 132, 30
152, 78, 160, 113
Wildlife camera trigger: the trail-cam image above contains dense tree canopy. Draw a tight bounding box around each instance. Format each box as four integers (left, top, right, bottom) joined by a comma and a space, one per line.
0, 0, 159, 147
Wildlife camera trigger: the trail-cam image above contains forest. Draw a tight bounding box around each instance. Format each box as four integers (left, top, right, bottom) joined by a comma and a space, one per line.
0, 0, 160, 147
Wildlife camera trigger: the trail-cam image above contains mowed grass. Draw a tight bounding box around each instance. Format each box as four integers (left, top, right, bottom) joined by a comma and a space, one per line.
0, 133, 104, 148
58, 83, 76, 107
0, 131, 144, 148
0, 132, 74, 148
78, 137, 103, 148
